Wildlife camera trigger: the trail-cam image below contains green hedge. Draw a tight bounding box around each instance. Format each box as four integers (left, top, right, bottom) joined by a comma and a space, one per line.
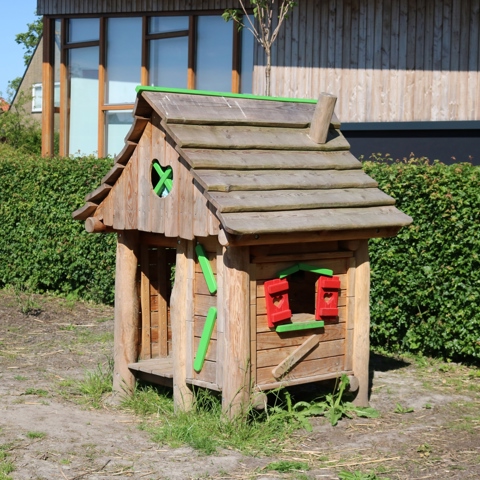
0, 148, 478, 361
364, 158, 480, 362
0, 146, 116, 304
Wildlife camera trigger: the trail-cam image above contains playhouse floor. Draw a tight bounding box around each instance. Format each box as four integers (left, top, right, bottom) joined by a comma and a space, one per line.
128, 357, 173, 387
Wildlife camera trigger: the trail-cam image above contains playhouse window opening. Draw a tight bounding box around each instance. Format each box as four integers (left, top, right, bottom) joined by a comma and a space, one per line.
151, 159, 173, 197
287, 271, 317, 318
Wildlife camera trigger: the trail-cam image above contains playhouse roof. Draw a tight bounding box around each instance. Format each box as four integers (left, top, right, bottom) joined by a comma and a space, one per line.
74, 87, 412, 236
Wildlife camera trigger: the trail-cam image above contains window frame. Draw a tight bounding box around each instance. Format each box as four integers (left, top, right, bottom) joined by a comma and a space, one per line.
47, 11, 253, 157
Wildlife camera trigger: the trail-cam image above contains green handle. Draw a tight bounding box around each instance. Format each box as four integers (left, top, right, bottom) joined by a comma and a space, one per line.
193, 307, 217, 373
195, 244, 217, 294
276, 321, 324, 333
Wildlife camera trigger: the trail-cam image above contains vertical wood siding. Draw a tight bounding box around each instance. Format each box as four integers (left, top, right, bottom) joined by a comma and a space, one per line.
37, 0, 243, 14
255, 0, 480, 122
38, 0, 480, 122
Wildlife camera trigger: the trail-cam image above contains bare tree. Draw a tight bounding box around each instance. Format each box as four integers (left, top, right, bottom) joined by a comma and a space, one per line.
223, 1, 297, 96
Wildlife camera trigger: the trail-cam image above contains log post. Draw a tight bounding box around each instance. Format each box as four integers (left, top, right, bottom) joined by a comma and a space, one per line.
352, 239, 371, 406
308, 93, 337, 144
113, 230, 140, 397
171, 239, 194, 411
222, 246, 250, 419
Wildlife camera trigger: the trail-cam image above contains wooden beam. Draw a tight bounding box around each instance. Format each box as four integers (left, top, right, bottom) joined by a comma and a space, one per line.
352, 239, 370, 407
221, 246, 250, 419
171, 239, 194, 411
218, 226, 401, 247
309, 93, 337, 144
85, 217, 107, 233
41, 17, 54, 157
113, 231, 140, 398
272, 334, 321, 379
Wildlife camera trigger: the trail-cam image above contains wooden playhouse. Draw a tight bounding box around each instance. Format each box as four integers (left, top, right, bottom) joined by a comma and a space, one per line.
74, 87, 412, 416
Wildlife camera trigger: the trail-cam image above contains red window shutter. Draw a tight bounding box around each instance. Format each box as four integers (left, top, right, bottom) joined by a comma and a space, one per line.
316, 276, 341, 319
264, 278, 292, 328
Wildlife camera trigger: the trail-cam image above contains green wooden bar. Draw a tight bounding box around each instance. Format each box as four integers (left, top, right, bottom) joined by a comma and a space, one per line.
275, 321, 324, 333
195, 244, 217, 294
193, 307, 217, 373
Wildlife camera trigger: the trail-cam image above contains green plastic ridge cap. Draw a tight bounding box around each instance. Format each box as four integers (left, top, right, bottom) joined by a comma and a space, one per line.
193, 307, 217, 373
135, 85, 317, 104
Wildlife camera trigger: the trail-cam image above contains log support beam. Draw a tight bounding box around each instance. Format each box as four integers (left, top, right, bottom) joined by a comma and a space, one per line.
171, 239, 195, 411
309, 93, 337, 144
352, 239, 370, 406
113, 231, 140, 398
222, 246, 251, 419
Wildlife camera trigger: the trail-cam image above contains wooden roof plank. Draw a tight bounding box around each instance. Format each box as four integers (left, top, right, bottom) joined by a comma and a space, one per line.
114, 141, 137, 166
72, 202, 97, 221
177, 148, 361, 170
142, 91, 341, 128
218, 206, 413, 235
193, 169, 377, 193
102, 163, 125, 185
207, 188, 396, 213
85, 183, 112, 203
166, 124, 350, 151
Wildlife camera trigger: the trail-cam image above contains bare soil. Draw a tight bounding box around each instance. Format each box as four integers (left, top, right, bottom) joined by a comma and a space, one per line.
1, 290, 479, 480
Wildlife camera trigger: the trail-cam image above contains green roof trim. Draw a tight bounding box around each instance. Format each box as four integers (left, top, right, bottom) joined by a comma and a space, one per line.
135, 85, 317, 104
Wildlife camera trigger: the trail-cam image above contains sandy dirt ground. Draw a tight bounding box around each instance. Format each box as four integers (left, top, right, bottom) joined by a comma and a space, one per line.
0, 290, 479, 479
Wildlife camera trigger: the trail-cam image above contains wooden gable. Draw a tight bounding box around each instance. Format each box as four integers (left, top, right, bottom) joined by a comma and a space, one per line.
83, 112, 220, 239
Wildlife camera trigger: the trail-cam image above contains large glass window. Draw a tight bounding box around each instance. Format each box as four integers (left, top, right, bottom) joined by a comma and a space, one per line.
149, 37, 188, 88
68, 47, 99, 155
51, 13, 255, 157
68, 18, 99, 43
149, 16, 189, 34
196, 16, 233, 91
240, 22, 254, 94
106, 110, 133, 157
106, 18, 142, 104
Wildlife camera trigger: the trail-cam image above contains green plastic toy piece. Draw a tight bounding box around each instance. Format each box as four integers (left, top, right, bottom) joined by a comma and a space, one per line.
278, 263, 333, 279
136, 85, 318, 105
278, 264, 300, 278
275, 321, 325, 333
193, 307, 217, 373
152, 162, 173, 196
298, 263, 333, 276
195, 244, 217, 294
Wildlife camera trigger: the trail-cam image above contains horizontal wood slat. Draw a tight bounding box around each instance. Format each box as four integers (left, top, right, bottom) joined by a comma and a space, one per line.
195, 170, 377, 193
208, 188, 394, 213
178, 148, 360, 170
167, 124, 350, 151
219, 205, 412, 235
256, 354, 345, 385
143, 91, 341, 128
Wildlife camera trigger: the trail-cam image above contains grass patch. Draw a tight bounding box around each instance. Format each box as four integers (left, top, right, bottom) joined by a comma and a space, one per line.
120, 375, 378, 456
23, 388, 48, 397
0, 444, 14, 480
265, 460, 310, 473
25, 431, 46, 440
76, 362, 113, 408
122, 385, 296, 456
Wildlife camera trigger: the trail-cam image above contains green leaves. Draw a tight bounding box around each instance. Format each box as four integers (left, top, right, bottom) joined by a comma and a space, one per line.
0, 150, 115, 304
364, 158, 480, 362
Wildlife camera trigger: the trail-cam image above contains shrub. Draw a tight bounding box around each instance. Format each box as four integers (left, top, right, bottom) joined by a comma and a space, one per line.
0, 91, 42, 154
364, 157, 480, 362
0, 148, 115, 303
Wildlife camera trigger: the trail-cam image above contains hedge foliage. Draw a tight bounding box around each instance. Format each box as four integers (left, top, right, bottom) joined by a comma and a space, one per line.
0, 147, 478, 362
364, 158, 480, 362
0, 146, 116, 304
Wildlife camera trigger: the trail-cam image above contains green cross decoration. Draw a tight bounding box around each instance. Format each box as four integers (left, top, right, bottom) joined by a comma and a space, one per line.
152, 161, 173, 197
